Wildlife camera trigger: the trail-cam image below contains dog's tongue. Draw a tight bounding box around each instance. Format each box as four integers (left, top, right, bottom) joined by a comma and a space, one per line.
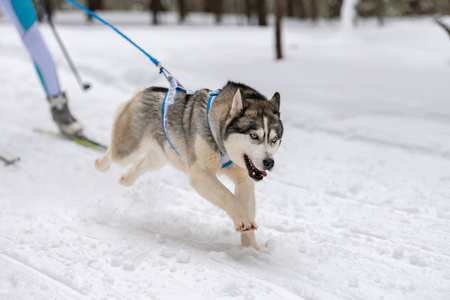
263, 171, 267, 177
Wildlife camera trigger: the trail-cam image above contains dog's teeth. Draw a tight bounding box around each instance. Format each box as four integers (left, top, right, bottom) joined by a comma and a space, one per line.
252, 172, 255, 176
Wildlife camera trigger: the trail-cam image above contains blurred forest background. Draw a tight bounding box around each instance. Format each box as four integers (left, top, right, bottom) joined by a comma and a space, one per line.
28, 0, 450, 61
33, 0, 450, 24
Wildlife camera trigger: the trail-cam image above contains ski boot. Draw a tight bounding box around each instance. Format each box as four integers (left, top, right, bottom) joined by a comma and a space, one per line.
48, 92, 83, 136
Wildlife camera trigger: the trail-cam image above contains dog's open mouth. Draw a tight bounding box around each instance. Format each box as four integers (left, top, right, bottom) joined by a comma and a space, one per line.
244, 155, 267, 181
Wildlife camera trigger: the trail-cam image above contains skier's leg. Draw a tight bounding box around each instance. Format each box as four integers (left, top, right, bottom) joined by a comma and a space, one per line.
0, 0, 61, 97
0, 0, 83, 135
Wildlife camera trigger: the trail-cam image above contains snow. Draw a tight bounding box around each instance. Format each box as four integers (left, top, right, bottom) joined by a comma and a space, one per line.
1, 11, 450, 300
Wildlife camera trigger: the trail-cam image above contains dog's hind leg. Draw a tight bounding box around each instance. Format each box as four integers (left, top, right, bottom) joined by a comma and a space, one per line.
119, 145, 167, 186
95, 148, 112, 172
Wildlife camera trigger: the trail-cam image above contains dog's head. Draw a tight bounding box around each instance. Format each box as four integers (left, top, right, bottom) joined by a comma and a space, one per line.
223, 88, 283, 181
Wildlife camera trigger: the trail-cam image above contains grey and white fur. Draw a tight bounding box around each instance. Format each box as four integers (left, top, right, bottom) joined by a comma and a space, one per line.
95, 81, 283, 250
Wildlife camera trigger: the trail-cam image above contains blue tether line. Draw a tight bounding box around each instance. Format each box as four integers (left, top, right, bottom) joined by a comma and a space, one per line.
64, 0, 160, 68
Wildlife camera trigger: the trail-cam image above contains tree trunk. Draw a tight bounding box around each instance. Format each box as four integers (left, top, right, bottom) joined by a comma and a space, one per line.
298, 0, 306, 18
245, 0, 253, 24
328, 0, 343, 18
34, 0, 54, 22
287, 0, 295, 17
178, 0, 186, 23
409, 0, 422, 14
215, 0, 224, 24
257, 0, 267, 26
375, 0, 384, 26
275, 0, 283, 60
87, 0, 103, 22
309, 0, 319, 22
152, 10, 158, 25
149, 0, 164, 25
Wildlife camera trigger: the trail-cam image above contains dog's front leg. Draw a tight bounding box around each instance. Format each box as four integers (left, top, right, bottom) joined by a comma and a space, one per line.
233, 174, 260, 250
189, 168, 257, 232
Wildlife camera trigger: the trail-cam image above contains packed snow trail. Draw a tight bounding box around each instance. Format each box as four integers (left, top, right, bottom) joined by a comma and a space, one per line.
1, 13, 450, 299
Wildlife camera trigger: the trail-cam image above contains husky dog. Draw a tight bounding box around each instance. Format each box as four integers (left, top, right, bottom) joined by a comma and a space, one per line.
95, 81, 283, 250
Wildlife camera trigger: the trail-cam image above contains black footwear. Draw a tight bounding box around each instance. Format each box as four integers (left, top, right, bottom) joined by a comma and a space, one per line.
48, 92, 83, 136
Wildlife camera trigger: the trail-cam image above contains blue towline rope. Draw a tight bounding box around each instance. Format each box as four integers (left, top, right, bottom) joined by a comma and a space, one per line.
64, 0, 160, 67
64, 1, 177, 84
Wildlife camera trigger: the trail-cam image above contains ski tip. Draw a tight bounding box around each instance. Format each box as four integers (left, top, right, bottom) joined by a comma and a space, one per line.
4, 157, 20, 166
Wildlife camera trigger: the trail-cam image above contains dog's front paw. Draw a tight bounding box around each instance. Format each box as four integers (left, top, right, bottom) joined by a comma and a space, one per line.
234, 219, 258, 232
241, 231, 260, 250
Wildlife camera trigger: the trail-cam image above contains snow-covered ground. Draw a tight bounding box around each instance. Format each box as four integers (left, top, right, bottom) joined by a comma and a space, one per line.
1, 11, 450, 299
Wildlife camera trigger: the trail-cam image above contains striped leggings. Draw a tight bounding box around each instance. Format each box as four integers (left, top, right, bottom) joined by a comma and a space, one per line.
0, 0, 61, 97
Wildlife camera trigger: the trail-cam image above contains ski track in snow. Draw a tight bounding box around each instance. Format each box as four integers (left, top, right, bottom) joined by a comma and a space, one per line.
1, 12, 450, 300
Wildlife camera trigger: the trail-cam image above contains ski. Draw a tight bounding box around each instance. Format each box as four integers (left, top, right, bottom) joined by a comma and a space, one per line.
0, 155, 20, 166
35, 129, 108, 152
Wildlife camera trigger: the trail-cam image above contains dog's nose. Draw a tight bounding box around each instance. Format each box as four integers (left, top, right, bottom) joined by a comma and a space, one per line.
263, 158, 274, 170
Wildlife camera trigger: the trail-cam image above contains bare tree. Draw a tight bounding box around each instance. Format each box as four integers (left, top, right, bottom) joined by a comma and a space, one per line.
33, 0, 54, 22
215, 0, 224, 24
409, 0, 422, 14
309, 0, 319, 22
287, 0, 295, 17
149, 0, 164, 25
297, 0, 306, 18
328, 0, 343, 18
87, 0, 103, 22
375, 0, 384, 26
275, 0, 283, 59
178, 0, 187, 24
245, 0, 254, 24
257, 0, 268, 26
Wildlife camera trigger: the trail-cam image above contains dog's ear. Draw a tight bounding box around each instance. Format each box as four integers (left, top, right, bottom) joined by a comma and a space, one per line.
230, 89, 245, 117
269, 92, 280, 114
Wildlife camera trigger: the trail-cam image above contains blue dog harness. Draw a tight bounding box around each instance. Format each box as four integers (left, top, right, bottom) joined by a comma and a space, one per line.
206, 90, 232, 168
161, 76, 232, 169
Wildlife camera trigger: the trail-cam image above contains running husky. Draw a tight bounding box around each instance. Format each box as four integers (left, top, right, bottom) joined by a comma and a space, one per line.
95, 81, 283, 249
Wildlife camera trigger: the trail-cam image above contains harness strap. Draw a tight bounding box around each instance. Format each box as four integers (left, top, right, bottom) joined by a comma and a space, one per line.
207, 90, 233, 169
162, 89, 232, 169
161, 68, 193, 156
162, 88, 181, 155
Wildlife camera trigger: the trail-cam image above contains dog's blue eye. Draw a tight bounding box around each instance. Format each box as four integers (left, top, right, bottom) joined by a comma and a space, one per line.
272, 137, 278, 143
250, 133, 258, 140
